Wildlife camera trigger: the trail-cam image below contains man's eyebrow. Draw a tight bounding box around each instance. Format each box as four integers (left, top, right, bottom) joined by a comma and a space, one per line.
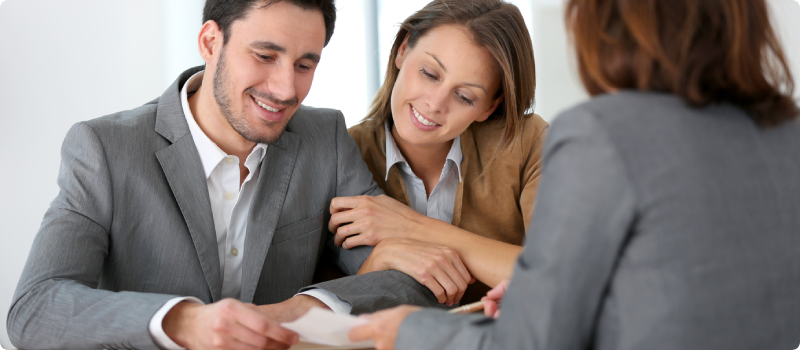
251, 41, 320, 64
426, 51, 488, 93
301, 53, 321, 64
251, 41, 285, 53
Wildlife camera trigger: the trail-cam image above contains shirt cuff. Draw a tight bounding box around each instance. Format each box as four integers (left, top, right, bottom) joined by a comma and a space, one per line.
297, 289, 353, 315
148, 296, 204, 350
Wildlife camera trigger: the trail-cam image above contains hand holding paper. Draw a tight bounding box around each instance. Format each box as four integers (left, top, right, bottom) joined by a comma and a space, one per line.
348, 305, 422, 350
282, 307, 375, 349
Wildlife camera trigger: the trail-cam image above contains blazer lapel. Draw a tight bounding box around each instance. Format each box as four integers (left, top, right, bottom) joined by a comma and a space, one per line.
239, 131, 301, 303
154, 66, 223, 302
451, 126, 475, 227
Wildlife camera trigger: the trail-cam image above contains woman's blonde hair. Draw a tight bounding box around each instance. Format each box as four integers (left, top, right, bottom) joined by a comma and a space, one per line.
362, 0, 536, 155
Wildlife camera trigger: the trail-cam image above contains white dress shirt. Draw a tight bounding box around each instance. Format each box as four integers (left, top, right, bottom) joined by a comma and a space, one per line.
384, 122, 462, 223
148, 71, 349, 349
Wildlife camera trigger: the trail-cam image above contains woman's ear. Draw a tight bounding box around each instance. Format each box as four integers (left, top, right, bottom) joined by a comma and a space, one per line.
476, 94, 504, 122
395, 33, 411, 69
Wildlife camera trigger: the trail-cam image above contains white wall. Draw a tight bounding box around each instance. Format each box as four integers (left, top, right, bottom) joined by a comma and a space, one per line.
0, 1, 205, 347
0, 0, 797, 348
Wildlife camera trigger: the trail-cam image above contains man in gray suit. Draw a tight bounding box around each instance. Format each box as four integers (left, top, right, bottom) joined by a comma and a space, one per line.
6, 1, 439, 349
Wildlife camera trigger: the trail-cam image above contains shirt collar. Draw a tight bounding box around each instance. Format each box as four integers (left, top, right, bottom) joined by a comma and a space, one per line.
384, 121, 463, 182
181, 70, 268, 179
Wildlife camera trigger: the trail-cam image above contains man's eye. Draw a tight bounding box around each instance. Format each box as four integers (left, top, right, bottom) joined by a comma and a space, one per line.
258, 54, 275, 62
296, 64, 311, 72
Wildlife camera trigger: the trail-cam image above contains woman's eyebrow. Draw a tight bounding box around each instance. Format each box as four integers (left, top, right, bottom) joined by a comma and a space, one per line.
426, 51, 447, 72
426, 51, 488, 93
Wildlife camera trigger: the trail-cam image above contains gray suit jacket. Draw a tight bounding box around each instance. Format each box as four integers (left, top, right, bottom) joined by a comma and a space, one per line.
397, 91, 800, 350
7, 66, 439, 349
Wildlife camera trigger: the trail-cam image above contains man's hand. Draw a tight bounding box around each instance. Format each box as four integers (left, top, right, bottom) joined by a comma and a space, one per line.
329, 195, 426, 248
482, 279, 509, 319
349, 305, 421, 350
256, 294, 331, 323
358, 238, 474, 306
162, 298, 299, 350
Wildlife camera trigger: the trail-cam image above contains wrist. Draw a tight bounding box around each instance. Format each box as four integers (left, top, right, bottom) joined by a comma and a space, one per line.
407, 217, 431, 241
289, 295, 329, 318
258, 295, 330, 322
162, 301, 201, 348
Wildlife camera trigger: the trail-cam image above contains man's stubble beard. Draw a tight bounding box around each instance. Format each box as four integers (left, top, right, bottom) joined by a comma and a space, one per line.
213, 47, 298, 145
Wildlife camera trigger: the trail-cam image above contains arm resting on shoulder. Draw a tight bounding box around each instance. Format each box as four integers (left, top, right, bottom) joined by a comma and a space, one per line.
303, 111, 442, 314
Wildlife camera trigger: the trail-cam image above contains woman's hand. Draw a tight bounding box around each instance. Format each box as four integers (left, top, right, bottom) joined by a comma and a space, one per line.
329, 195, 428, 248
349, 305, 422, 350
359, 238, 474, 306
482, 279, 509, 319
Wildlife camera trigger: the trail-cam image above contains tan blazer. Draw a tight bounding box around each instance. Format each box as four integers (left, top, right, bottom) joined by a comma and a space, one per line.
348, 114, 549, 302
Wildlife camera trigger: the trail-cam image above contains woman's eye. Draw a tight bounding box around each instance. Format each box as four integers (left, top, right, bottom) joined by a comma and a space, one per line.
420, 68, 438, 81
458, 93, 475, 107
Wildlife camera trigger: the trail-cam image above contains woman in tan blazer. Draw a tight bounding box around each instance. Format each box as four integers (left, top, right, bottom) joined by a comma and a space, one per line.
328, 0, 548, 305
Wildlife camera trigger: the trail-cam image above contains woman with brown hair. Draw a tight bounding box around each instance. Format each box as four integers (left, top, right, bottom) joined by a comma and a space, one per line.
328, 0, 547, 306
348, 0, 800, 349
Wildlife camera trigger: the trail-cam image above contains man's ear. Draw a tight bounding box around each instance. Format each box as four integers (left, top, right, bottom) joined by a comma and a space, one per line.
395, 33, 411, 69
198, 20, 223, 65
476, 94, 504, 122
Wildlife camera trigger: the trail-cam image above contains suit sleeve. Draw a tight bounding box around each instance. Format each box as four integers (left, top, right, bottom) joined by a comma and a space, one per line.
7, 122, 177, 350
395, 107, 638, 350
303, 111, 443, 313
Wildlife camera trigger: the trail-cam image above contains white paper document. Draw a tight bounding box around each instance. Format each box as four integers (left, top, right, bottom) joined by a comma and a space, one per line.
282, 307, 375, 349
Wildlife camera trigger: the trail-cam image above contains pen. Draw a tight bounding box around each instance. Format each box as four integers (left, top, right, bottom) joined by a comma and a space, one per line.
447, 300, 487, 314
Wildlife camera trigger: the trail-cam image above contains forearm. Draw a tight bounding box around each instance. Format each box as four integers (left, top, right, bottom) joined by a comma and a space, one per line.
304, 270, 444, 314
8, 279, 175, 349
409, 218, 522, 287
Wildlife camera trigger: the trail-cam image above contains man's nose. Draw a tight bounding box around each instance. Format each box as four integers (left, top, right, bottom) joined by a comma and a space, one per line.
267, 64, 296, 104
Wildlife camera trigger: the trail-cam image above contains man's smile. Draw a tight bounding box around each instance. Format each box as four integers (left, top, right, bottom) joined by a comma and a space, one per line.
252, 95, 283, 112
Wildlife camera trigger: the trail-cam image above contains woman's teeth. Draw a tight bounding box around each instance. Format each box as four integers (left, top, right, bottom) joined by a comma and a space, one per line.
412, 106, 439, 126
255, 98, 280, 112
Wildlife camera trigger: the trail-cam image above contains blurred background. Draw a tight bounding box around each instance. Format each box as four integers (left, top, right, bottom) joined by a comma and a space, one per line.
0, 0, 797, 347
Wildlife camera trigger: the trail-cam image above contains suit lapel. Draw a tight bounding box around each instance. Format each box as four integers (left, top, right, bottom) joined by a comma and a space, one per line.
240, 131, 301, 303
154, 66, 223, 302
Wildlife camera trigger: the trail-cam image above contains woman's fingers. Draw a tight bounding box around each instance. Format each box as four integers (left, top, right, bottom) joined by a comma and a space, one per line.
341, 232, 371, 249
334, 219, 378, 247
426, 261, 461, 306
330, 196, 369, 214
486, 279, 510, 300
429, 252, 470, 305
483, 299, 499, 318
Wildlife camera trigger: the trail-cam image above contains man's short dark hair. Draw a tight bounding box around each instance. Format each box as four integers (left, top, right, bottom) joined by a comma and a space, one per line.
203, 0, 336, 46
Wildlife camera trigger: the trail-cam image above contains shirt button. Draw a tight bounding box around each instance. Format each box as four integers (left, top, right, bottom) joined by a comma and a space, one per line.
224, 192, 235, 200
225, 157, 236, 164
230, 247, 239, 257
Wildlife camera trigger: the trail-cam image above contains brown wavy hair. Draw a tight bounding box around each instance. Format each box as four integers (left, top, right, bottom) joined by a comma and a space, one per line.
565, 0, 799, 127
361, 0, 536, 155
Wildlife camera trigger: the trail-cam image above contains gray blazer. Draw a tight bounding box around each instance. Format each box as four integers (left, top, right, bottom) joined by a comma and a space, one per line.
397, 92, 800, 350
7, 66, 439, 349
